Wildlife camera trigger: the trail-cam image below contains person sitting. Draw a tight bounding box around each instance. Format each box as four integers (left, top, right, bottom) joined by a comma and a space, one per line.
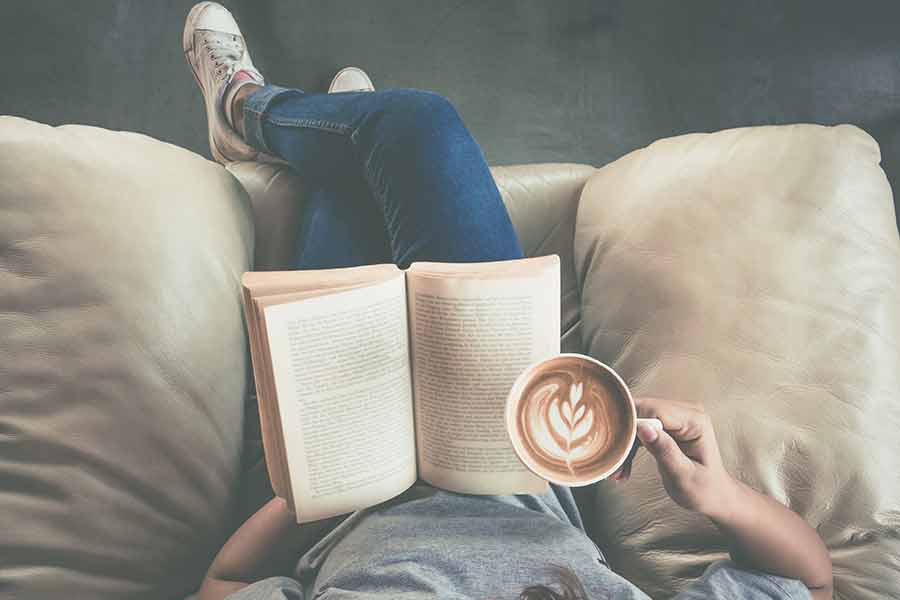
182, 3, 833, 598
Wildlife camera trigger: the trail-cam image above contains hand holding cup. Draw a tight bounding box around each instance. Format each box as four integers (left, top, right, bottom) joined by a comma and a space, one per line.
506, 354, 734, 516
612, 396, 736, 518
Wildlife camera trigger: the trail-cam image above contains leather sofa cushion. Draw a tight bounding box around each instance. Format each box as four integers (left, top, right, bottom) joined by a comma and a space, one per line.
0, 117, 253, 599
575, 124, 900, 599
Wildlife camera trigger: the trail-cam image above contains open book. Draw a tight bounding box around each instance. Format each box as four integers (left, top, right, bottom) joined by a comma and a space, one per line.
241, 255, 560, 523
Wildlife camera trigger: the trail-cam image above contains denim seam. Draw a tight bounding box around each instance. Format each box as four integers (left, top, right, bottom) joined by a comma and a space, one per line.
263, 115, 352, 135
242, 85, 335, 153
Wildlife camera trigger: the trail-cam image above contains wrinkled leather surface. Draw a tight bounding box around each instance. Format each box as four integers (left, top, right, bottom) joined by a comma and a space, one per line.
0, 117, 253, 600
575, 124, 900, 599
227, 162, 307, 273
226, 160, 596, 518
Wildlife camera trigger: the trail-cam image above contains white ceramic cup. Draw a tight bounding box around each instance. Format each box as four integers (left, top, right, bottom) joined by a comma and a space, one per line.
506, 353, 662, 486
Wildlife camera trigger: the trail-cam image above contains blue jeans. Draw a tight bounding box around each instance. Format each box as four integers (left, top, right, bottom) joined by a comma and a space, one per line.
242, 85, 524, 269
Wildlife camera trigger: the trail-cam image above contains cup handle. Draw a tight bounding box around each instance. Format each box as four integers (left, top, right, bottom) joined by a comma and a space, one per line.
636, 417, 664, 431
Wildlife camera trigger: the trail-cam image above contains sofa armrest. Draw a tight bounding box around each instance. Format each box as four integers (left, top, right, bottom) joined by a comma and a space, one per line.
227, 162, 307, 272
574, 124, 900, 599
0, 116, 253, 600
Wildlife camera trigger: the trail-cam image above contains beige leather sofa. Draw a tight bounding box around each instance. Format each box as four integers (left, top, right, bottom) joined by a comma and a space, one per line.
2, 115, 899, 600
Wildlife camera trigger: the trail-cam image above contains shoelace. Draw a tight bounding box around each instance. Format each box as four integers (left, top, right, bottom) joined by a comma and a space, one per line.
202, 33, 245, 80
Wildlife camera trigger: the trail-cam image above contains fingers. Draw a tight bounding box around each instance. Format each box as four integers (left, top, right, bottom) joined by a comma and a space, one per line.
611, 398, 713, 482
634, 396, 709, 444
636, 421, 694, 477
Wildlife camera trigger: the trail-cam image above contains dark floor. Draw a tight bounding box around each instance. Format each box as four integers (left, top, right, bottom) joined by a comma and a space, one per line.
2, 1, 899, 229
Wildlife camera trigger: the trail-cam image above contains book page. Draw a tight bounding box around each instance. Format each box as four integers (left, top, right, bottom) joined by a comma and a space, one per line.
241, 263, 400, 507
244, 263, 399, 298
263, 273, 417, 522
408, 256, 559, 494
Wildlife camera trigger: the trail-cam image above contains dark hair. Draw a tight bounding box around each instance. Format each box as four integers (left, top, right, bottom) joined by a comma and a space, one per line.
518, 565, 589, 600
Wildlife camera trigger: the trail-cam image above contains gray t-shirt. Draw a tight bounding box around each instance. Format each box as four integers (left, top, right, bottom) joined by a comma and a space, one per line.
227, 483, 810, 599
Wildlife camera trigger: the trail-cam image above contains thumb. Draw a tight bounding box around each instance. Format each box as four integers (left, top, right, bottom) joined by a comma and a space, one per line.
636, 421, 693, 478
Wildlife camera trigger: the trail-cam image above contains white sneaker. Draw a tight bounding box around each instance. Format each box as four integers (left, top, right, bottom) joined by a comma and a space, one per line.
328, 67, 375, 93
183, 1, 282, 164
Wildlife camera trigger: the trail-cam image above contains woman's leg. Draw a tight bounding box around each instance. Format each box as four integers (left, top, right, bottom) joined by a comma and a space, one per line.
241, 86, 525, 268
184, 1, 521, 269
241, 87, 593, 527
291, 172, 393, 270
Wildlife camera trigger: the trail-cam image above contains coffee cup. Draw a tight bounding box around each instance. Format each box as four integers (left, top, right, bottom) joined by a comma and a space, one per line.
505, 353, 662, 486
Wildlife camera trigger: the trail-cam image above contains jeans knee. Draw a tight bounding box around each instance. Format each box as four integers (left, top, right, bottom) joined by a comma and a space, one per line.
353, 89, 480, 212
376, 89, 465, 141
402, 89, 458, 119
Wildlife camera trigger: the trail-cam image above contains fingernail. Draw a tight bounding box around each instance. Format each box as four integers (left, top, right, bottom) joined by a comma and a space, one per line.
637, 421, 658, 443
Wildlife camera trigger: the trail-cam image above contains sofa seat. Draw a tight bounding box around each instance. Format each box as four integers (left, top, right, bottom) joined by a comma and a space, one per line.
2, 114, 898, 599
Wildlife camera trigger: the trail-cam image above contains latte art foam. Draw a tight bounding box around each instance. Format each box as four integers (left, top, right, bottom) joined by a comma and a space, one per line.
510, 356, 634, 484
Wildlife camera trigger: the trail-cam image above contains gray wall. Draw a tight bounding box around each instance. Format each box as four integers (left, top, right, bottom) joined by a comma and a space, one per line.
3, 1, 899, 228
